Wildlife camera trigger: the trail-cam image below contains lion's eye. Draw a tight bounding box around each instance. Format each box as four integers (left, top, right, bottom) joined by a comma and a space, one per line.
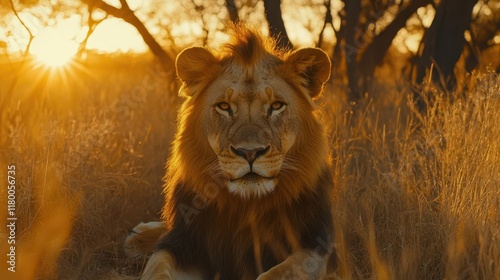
217, 102, 231, 111
215, 102, 232, 117
268, 101, 287, 117
270, 101, 286, 111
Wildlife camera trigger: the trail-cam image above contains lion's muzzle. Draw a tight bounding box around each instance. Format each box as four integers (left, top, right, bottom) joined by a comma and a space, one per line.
230, 145, 270, 165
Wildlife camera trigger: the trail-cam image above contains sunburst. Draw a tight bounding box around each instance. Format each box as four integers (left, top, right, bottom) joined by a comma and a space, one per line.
30, 28, 78, 68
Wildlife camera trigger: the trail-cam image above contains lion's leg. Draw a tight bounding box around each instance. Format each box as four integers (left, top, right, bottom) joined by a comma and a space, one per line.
141, 251, 176, 280
141, 250, 202, 280
124, 222, 167, 257
256, 249, 328, 280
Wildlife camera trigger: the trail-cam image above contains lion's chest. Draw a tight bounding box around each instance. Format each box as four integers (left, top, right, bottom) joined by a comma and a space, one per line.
197, 205, 294, 279
161, 175, 333, 280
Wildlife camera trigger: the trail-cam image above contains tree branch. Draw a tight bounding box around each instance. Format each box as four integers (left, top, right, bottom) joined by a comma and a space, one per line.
77, 5, 108, 58
359, 0, 432, 79
9, 0, 34, 56
82, 0, 174, 71
119, 0, 130, 11
317, 0, 333, 48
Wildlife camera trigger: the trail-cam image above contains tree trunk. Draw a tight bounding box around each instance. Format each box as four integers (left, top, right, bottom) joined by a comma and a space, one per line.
342, 0, 362, 103
225, 0, 239, 23
263, 0, 293, 50
416, 0, 478, 91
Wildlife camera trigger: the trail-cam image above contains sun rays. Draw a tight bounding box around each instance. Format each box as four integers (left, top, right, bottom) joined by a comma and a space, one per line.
30, 28, 79, 68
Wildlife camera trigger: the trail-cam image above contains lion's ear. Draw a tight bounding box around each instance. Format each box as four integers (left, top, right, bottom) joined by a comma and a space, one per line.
282, 48, 331, 99
176, 47, 220, 97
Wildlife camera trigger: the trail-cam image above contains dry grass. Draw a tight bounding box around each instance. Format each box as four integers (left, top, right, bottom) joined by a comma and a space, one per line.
0, 54, 499, 279
328, 71, 500, 279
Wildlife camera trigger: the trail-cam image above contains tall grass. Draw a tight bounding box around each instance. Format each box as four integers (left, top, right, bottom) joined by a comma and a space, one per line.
1, 55, 499, 279
1, 56, 175, 279
329, 71, 500, 279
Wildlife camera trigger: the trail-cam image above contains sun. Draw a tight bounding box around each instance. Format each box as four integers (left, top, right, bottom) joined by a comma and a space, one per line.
30, 28, 79, 67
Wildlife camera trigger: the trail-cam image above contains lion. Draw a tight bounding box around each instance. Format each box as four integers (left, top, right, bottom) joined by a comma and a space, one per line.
125, 25, 335, 280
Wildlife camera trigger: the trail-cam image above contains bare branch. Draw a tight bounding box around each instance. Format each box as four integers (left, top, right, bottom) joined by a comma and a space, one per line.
9, 0, 34, 56
119, 0, 130, 11
360, 0, 432, 79
189, 0, 210, 45
77, 5, 109, 58
317, 0, 333, 48
81, 0, 174, 71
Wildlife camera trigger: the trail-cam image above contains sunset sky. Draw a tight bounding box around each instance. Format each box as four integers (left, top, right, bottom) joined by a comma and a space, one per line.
3, 6, 147, 54
2, 1, 338, 53
2, 0, 496, 69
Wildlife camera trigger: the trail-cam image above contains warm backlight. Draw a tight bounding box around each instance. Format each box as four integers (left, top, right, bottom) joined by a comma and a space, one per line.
30, 28, 78, 67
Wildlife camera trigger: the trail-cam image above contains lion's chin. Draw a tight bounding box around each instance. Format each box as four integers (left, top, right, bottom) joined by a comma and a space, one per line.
227, 177, 276, 198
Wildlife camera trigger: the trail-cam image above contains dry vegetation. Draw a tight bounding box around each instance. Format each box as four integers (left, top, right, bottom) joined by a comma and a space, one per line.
1, 53, 499, 279
329, 70, 500, 279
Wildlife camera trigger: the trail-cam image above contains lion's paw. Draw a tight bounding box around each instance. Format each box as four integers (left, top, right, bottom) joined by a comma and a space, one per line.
124, 222, 167, 257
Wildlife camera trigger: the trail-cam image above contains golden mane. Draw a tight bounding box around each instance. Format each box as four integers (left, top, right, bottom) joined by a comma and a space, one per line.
163, 25, 331, 224
128, 25, 334, 279
220, 25, 284, 77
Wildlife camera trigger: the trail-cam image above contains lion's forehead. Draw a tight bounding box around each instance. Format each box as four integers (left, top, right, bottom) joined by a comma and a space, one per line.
208, 70, 293, 107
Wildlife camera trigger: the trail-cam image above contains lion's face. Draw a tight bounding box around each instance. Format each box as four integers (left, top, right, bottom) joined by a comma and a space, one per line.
203, 69, 301, 197
173, 32, 331, 199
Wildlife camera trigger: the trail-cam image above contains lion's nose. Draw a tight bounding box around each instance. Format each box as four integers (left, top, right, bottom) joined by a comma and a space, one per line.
231, 146, 270, 164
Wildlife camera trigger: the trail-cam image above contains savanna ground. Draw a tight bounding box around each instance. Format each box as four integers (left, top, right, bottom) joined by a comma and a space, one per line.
1, 49, 499, 280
